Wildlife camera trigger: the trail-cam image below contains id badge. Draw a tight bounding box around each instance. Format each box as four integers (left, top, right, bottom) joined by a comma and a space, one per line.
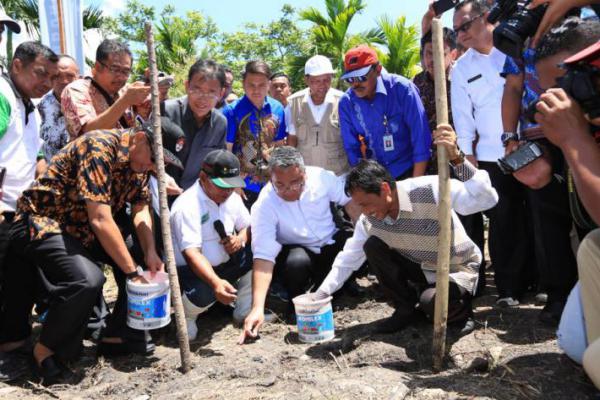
383, 134, 394, 152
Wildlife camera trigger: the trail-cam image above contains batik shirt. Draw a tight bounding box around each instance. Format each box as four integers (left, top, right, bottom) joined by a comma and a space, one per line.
38, 91, 69, 161
15, 129, 150, 248
412, 70, 453, 132
61, 77, 134, 140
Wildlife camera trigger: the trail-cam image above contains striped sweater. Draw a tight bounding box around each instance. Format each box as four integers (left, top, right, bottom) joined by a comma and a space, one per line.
319, 160, 498, 295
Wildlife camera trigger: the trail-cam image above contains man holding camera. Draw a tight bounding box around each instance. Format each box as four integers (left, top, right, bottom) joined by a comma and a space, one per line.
61, 39, 150, 139
170, 149, 252, 341
533, 16, 600, 389
451, 0, 533, 311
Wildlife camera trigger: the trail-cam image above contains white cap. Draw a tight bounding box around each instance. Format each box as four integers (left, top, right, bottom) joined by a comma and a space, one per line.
0, 5, 20, 34
304, 55, 335, 76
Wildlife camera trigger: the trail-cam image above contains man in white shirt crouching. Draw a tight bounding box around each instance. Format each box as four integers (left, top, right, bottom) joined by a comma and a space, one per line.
170, 149, 252, 340
239, 146, 355, 344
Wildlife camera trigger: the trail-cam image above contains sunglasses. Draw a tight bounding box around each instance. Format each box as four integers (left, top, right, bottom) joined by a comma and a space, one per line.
343, 64, 377, 84
454, 13, 484, 34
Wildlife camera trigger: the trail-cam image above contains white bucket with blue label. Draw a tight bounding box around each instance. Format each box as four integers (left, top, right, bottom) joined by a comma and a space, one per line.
126, 271, 171, 330
292, 293, 335, 343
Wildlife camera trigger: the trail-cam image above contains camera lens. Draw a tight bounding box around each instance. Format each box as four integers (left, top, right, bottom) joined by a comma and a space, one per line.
493, 3, 546, 59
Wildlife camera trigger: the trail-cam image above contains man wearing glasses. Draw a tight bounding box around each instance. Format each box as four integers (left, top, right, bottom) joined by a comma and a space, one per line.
451, 1, 530, 311
162, 59, 228, 190
239, 146, 354, 343
338, 45, 431, 181
61, 39, 150, 139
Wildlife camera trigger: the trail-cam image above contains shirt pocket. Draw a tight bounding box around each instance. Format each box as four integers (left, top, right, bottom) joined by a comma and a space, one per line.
466, 75, 494, 108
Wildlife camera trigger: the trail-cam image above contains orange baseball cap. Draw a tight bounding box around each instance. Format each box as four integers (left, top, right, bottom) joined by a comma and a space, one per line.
341, 45, 379, 80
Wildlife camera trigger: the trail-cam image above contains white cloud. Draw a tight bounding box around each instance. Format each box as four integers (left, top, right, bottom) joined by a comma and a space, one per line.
100, 0, 126, 16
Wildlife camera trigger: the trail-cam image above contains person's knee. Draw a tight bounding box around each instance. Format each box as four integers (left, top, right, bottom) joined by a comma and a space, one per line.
79, 266, 106, 296
363, 236, 387, 258
577, 229, 600, 277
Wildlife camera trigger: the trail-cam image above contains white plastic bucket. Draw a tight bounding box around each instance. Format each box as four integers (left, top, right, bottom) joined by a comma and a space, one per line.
126, 271, 171, 330
292, 294, 335, 343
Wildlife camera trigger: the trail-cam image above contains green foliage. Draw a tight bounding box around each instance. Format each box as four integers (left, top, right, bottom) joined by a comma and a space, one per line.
377, 15, 421, 78
210, 5, 312, 92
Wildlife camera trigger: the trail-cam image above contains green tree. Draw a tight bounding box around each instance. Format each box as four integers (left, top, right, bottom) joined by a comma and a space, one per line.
296, 0, 384, 87
212, 4, 311, 91
377, 15, 421, 78
2, 0, 39, 64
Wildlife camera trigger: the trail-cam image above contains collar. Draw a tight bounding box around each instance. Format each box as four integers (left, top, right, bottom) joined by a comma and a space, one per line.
396, 183, 413, 214
241, 94, 270, 113
303, 88, 336, 106
3, 73, 35, 115
375, 75, 387, 96
182, 97, 215, 128
196, 180, 223, 207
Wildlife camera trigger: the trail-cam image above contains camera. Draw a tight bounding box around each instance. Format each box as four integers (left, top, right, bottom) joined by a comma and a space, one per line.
525, 44, 600, 123
497, 141, 543, 174
488, 0, 547, 59
432, 0, 460, 16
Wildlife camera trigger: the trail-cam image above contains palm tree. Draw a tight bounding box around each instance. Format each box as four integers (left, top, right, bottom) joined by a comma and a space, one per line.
377, 15, 421, 79
2, 0, 39, 64
294, 0, 384, 87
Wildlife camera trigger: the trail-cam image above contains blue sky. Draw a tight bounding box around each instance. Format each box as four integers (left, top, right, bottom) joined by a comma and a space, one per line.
86, 0, 453, 35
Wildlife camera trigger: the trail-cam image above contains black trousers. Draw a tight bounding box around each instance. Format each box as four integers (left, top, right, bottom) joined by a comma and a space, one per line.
478, 162, 531, 298
0, 219, 143, 361
364, 236, 471, 320
0, 212, 15, 306
526, 172, 577, 304
273, 229, 351, 300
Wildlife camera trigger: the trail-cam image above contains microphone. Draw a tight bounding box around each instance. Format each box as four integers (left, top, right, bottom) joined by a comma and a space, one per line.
213, 220, 228, 240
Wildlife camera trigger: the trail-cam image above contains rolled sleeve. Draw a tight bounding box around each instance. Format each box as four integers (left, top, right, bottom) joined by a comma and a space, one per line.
233, 195, 251, 231
339, 96, 362, 167
62, 83, 96, 139
450, 68, 477, 156
448, 160, 499, 215
324, 170, 350, 206
403, 81, 432, 164
318, 217, 368, 295
250, 196, 282, 263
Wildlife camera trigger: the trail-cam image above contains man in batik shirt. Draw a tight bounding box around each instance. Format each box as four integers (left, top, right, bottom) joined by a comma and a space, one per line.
0, 125, 181, 385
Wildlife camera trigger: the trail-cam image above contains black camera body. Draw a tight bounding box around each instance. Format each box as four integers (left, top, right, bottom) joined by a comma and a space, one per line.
488, 0, 547, 59
497, 141, 543, 174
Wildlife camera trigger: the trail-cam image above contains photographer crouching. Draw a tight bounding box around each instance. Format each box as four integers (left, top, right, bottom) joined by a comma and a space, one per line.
533, 17, 600, 390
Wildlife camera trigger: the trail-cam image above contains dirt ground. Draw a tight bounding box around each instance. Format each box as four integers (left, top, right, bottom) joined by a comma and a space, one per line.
0, 269, 597, 400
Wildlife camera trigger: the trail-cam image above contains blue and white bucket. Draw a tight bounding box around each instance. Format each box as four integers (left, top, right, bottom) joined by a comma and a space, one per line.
126, 271, 171, 330
292, 294, 335, 343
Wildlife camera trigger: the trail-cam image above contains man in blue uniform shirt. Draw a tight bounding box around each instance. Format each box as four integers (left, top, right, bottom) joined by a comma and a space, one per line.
338, 45, 431, 179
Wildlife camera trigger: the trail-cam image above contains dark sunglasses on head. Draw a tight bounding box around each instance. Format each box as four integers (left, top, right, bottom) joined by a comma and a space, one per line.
454, 13, 484, 34
343, 64, 377, 84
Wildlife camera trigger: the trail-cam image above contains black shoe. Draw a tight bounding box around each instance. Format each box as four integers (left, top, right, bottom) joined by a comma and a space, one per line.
33, 355, 74, 386
374, 310, 417, 334
0, 350, 30, 382
539, 301, 564, 327
97, 339, 155, 358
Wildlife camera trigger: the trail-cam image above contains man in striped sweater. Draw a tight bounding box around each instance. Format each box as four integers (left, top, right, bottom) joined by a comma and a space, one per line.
315, 124, 498, 333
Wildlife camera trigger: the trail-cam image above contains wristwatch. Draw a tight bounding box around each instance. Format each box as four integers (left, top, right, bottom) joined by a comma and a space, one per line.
501, 132, 520, 147
449, 149, 465, 166
126, 266, 144, 280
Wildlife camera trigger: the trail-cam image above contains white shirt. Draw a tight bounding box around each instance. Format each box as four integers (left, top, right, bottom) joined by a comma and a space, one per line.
0, 76, 42, 212
450, 47, 506, 162
170, 181, 250, 267
251, 166, 350, 263
318, 165, 499, 295
285, 88, 345, 134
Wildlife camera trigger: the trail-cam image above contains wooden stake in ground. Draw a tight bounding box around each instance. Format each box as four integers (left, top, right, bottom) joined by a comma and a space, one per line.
431, 18, 452, 372
144, 21, 192, 373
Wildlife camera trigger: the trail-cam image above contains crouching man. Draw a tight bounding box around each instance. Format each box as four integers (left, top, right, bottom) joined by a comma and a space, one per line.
170, 149, 252, 340
315, 125, 498, 334
0, 124, 180, 385
239, 146, 356, 344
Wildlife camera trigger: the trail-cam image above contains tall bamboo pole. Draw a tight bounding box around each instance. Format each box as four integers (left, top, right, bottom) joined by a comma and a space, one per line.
144, 21, 192, 373
56, 0, 66, 53
431, 18, 452, 372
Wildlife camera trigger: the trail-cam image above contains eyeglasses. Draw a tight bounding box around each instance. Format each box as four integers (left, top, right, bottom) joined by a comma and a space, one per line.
273, 179, 304, 194
454, 13, 484, 34
188, 88, 220, 102
98, 61, 132, 76
343, 64, 377, 84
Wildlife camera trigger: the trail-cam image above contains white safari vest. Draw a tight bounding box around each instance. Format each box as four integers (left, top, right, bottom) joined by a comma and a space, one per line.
289, 88, 349, 176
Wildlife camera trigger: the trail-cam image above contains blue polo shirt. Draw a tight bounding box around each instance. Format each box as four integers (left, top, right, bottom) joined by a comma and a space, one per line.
223, 95, 287, 193
339, 72, 431, 178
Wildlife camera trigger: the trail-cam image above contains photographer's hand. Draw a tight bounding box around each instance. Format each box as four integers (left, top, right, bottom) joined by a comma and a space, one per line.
535, 88, 589, 147
529, 0, 600, 47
